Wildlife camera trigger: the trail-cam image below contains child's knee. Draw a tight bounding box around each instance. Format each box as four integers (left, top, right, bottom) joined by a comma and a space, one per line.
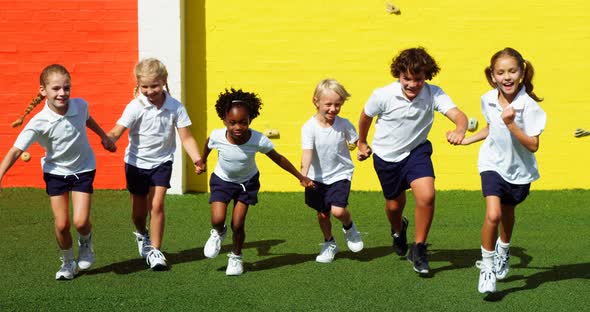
54, 219, 71, 234
485, 211, 502, 225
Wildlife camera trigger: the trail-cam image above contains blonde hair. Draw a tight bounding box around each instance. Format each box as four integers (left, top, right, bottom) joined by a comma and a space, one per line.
133, 58, 171, 97
12, 64, 71, 128
313, 78, 351, 102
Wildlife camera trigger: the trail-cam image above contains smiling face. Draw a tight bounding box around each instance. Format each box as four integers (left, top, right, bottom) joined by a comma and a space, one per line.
223, 105, 251, 144
399, 70, 426, 101
491, 55, 523, 102
313, 89, 343, 125
40, 73, 71, 115
138, 76, 165, 107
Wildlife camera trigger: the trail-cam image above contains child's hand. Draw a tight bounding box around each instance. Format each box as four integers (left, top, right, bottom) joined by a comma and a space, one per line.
357, 142, 372, 161
194, 159, 206, 175
101, 137, 117, 152
446, 128, 466, 145
502, 106, 516, 125
300, 176, 314, 188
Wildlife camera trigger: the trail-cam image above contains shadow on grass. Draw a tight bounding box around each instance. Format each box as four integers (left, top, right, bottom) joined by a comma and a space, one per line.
245, 245, 394, 272
484, 262, 590, 302
427, 246, 532, 276
82, 239, 286, 275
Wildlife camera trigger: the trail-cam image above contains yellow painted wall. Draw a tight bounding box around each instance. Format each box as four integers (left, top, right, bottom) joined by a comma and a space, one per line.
185, 0, 590, 191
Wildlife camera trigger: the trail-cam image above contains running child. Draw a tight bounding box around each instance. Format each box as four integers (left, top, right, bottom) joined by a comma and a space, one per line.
107, 58, 203, 270
301, 79, 363, 263
198, 88, 313, 276
0, 64, 116, 280
461, 48, 546, 293
357, 47, 467, 274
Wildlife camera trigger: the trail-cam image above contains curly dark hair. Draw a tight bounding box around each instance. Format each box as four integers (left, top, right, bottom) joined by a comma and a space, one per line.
390, 47, 440, 80
215, 88, 263, 121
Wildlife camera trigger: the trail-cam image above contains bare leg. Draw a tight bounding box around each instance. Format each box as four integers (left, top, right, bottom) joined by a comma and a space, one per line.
230, 201, 249, 255
317, 211, 333, 240
50, 193, 72, 249
410, 177, 435, 243
481, 196, 502, 251
148, 186, 168, 249
71, 191, 92, 236
385, 192, 406, 234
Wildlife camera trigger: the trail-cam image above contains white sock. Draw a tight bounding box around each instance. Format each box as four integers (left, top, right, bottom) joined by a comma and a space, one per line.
481, 246, 495, 268
496, 237, 510, 255
62, 248, 75, 261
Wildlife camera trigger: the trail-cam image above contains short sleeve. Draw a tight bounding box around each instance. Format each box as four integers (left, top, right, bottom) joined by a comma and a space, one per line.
363, 91, 383, 118
175, 104, 192, 128
523, 102, 546, 136
116, 102, 137, 129
432, 86, 456, 115
301, 121, 314, 150
344, 119, 358, 144
13, 126, 38, 151
480, 97, 491, 124
258, 132, 275, 154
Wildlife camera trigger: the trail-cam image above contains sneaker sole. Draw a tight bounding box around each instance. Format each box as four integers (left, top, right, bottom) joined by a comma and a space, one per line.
150, 263, 168, 271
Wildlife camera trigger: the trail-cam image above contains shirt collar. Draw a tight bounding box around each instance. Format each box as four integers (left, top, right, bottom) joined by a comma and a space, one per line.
44, 100, 80, 123
137, 91, 172, 111
487, 87, 527, 110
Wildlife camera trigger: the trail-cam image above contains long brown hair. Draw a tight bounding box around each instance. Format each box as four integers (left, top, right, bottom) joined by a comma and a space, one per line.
484, 48, 543, 102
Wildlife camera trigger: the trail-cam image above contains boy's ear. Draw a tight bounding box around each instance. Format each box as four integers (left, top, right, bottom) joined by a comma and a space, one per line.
312, 97, 319, 107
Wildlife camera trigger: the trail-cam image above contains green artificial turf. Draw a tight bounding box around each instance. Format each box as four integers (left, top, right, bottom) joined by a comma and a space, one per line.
0, 188, 588, 311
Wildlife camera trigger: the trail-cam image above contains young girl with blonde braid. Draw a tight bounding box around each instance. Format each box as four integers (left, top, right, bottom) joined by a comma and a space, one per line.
0, 64, 116, 280
108, 58, 203, 270
461, 48, 546, 293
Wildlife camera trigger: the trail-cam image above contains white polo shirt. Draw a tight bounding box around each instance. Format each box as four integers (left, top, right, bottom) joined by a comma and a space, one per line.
14, 98, 96, 175
301, 115, 357, 184
116, 91, 192, 169
478, 88, 546, 184
208, 128, 274, 183
364, 81, 456, 162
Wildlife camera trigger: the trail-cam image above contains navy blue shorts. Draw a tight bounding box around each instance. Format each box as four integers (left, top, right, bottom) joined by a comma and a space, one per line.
373, 141, 435, 200
43, 170, 96, 196
305, 179, 351, 213
480, 171, 530, 206
125, 161, 173, 195
209, 172, 261, 205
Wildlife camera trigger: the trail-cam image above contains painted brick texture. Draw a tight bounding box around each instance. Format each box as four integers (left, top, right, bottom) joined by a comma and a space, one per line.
0, 0, 137, 189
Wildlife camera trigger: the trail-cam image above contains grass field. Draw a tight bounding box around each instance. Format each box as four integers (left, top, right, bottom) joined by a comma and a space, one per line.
0, 188, 588, 311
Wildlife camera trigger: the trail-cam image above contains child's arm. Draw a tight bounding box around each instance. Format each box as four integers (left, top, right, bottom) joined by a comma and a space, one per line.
87, 116, 117, 152
195, 137, 211, 175
461, 124, 489, 145
266, 149, 314, 187
177, 127, 204, 174
107, 124, 127, 144
502, 106, 540, 152
357, 111, 373, 161
0, 147, 24, 190
300, 149, 313, 177
444, 108, 468, 145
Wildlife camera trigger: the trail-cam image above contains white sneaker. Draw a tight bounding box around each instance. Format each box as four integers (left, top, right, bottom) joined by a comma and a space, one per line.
146, 248, 167, 271
343, 223, 364, 252
495, 242, 510, 280
77, 235, 95, 270
204, 227, 227, 258
226, 252, 244, 276
316, 240, 339, 263
55, 257, 78, 280
476, 260, 496, 293
133, 231, 151, 258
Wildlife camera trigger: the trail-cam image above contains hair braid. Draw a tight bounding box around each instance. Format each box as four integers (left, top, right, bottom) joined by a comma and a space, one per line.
11, 92, 45, 128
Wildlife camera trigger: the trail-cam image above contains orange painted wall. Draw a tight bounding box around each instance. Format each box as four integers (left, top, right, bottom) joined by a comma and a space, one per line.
0, 0, 137, 189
